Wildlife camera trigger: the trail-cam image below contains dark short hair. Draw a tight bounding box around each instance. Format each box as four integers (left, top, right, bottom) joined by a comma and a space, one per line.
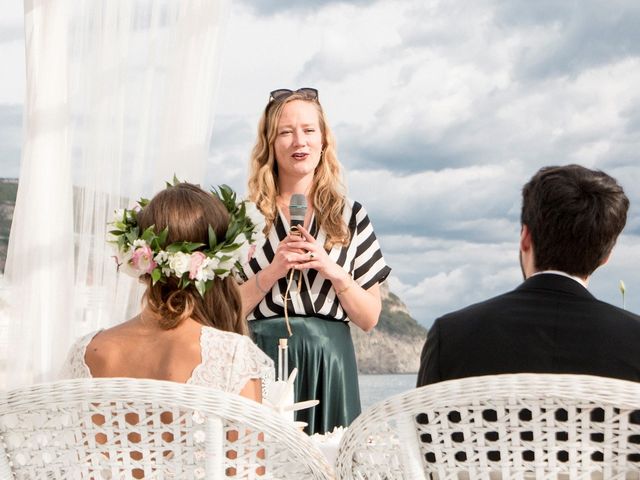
521, 164, 629, 276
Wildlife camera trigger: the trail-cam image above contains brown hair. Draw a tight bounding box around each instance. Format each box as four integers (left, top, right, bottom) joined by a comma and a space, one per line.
521, 164, 629, 277
136, 182, 248, 334
248, 92, 350, 249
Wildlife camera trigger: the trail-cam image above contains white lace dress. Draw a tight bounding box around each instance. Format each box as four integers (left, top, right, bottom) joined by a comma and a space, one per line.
60, 326, 274, 395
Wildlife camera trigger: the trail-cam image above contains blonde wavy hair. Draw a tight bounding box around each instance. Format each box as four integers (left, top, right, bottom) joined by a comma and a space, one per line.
248, 93, 350, 249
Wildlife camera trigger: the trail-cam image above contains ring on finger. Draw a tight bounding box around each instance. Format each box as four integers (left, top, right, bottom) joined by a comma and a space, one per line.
308, 252, 315, 259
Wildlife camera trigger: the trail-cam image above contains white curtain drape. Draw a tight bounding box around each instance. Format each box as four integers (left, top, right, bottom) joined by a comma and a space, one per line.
2, 0, 228, 387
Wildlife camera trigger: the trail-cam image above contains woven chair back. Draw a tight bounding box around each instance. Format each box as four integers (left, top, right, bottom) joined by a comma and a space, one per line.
0, 378, 334, 479
336, 374, 640, 480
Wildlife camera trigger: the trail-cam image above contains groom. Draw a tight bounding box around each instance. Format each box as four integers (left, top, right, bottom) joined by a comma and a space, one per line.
417, 164, 640, 386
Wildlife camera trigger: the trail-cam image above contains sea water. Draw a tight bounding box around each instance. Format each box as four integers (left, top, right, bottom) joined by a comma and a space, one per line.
358, 373, 417, 410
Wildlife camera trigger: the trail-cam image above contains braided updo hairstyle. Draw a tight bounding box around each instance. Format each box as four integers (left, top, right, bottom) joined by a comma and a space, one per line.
136, 182, 248, 335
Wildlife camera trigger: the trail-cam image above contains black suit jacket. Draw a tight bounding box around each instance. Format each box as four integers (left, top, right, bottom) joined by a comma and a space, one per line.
417, 273, 640, 386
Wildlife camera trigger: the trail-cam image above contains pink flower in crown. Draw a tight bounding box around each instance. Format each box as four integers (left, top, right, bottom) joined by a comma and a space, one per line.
130, 242, 157, 274
189, 251, 207, 280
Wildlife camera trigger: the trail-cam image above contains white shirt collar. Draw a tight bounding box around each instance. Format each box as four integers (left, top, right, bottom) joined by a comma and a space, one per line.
530, 270, 589, 288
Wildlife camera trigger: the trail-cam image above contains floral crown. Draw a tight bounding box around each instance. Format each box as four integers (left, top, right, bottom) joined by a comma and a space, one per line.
108, 181, 265, 297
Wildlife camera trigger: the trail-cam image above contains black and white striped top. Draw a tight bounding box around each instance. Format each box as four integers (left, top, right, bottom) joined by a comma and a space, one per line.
244, 199, 391, 322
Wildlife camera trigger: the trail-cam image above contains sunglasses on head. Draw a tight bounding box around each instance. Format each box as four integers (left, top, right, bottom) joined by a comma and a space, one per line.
269, 88, 319, 102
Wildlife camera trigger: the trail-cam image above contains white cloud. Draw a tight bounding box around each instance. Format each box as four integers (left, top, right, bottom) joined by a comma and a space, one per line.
0, 2, 25, 104
347, 164, 526, 240
0, 42, 24, 105
384, 238, 523, 324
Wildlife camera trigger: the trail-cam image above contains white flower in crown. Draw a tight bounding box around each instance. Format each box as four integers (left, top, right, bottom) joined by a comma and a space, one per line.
155, 251, 168, 263
195, 256, 217, 282
214, 253, 236, 279
187, 252, 214, 283
244, 200, 265, 233
168, 251, 191, 277
107, 209, 127, 243
116, 248, 137, 278
231, 233, 252, 266
245, 201, 266, 243
154, 251, 172, 276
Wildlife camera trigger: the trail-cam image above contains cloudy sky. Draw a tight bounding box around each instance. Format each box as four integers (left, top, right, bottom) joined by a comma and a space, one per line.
1, 0, 639, 325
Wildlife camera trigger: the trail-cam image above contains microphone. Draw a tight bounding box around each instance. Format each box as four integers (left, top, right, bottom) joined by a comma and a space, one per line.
289, 194, 307, 284
289, 194, 307, 232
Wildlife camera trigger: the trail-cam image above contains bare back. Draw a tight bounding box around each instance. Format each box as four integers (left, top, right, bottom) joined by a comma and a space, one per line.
75, 313, 269, 403
84, 315, 203, 383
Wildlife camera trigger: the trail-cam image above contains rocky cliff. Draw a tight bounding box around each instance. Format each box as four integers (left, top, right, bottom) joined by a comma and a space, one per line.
351, 282, 428, 374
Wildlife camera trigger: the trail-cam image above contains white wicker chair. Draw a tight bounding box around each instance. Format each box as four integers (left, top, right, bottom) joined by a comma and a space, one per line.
336, 374, 640, 480
0, 378, 334, 479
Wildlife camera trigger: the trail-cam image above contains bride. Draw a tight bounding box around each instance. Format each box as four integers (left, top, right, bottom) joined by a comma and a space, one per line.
61, 182, 273, 402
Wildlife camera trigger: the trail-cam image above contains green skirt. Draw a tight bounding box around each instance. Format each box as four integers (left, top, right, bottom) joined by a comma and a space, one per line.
250, 316, 361, 435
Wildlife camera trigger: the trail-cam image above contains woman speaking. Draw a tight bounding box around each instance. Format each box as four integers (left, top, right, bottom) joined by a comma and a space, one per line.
238, 88, 391, 434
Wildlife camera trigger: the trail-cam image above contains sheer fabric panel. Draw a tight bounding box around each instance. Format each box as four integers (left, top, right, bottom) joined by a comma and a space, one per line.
3, 0, 228, 387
